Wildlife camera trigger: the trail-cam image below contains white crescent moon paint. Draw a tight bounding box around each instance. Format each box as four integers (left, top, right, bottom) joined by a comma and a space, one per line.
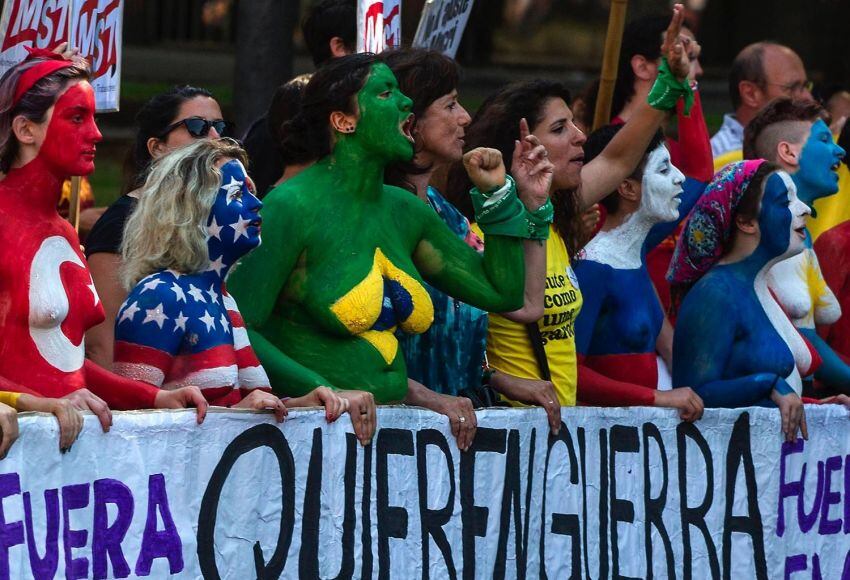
28, 236, 85, 373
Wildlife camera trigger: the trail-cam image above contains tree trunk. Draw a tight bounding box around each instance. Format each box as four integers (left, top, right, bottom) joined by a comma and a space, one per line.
233, 0, 298, 136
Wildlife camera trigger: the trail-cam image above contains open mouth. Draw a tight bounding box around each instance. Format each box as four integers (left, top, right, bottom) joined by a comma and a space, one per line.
793, 225, 807, 239
401, 114, 415, 143
570, 154, 584, 167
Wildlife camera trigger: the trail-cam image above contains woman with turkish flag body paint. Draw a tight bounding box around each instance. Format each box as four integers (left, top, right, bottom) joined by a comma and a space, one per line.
113, 139, 350, 426
0, 49, 209, 434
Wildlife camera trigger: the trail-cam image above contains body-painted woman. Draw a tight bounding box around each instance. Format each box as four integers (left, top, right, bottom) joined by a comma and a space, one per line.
572, 125, 703, 419
671, 161, 819, 440
746, 106, 850, 394
0, 49, 208, 432
446, 4, 694, 418
380, 48, 552, 444
112, 140, 352, 431
226, 54, 552, 441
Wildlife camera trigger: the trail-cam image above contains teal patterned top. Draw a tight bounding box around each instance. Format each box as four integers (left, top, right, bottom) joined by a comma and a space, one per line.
399, 187, 488, 395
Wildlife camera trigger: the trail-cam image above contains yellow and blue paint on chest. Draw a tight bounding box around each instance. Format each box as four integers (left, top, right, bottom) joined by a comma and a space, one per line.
331, 248, 434, 363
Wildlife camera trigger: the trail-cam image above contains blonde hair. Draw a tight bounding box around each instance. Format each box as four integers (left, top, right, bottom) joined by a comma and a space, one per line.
121, 138, 248, 289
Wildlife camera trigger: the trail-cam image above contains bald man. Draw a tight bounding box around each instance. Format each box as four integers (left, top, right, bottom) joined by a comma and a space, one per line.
711, 42, 813, 168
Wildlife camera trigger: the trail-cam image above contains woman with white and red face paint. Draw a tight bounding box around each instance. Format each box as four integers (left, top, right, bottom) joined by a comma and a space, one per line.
0, 49, 209, 437
445, 5, 694, 416
85, 85, 227, 369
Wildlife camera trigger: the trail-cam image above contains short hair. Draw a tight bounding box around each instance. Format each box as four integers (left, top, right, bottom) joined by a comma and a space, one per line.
583, 124, 666, 215
612, 15, 669, 117
121, 138, 248, 289
302, 0, 356, 67
728, 42, 772, 110
743, 97, 824, 161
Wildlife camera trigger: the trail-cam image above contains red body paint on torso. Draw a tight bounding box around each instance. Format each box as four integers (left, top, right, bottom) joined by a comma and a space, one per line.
0, 83, 157, 407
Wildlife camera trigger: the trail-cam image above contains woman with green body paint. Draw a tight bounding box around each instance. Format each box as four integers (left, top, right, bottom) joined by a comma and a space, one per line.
227, 54, 553, 446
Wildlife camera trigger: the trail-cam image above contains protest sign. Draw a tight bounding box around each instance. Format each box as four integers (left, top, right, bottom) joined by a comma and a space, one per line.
357, 0, 402, 54
0, 0, 123, 112
0, 405, 848, 577
413, 0, 475, 58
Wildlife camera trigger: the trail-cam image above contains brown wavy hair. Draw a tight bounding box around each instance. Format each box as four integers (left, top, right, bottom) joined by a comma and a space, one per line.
445, 79, 586, 256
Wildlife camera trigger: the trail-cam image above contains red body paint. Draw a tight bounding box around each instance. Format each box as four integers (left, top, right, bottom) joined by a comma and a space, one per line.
0, 81, 157, 408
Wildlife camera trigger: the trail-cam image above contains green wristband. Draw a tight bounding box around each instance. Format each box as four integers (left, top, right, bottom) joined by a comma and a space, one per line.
647, 57, 694, 115
471, 176, 532, 238
526, 199, 553, 241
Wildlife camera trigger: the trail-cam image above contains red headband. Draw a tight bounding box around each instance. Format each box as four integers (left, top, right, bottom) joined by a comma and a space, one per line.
12, 47, 75, 107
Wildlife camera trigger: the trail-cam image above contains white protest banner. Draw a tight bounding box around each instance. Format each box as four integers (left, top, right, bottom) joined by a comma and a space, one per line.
357, 0, 402, 54
0, 405, 849, 577
413, 0, 475, 58
0, 0, 123, 112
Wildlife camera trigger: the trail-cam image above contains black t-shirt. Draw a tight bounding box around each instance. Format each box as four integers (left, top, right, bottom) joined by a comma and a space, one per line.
84, 194, 138, 257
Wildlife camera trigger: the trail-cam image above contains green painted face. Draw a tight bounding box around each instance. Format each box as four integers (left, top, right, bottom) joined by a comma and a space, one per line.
354, 62, 415, 162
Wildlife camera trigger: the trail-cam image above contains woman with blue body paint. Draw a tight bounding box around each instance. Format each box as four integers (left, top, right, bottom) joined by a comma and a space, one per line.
572, 125, 704, 419
741, 99, 850, 395
670, 160, 814, 441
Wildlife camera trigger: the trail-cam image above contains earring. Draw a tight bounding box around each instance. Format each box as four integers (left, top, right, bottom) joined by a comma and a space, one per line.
346, 127, 355, 133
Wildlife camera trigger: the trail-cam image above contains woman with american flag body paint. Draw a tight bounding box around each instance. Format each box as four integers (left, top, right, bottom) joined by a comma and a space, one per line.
112, 139, 350, 423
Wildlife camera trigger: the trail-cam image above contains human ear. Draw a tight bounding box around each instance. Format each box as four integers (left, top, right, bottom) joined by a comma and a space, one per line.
11, 115, 39, 145
630, 55, 655, 82
776, 141, 801, 170
735, 214, 758, 235
329, 111, 357, 134
147, 137, 168, 159
738, 80, 764, 109
617, 178, 641, 202
329, 37, 350, 58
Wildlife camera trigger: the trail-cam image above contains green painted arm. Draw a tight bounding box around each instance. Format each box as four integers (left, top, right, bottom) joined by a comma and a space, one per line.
409, 188, 525, 313
246, 329, 335, 396
227, 188, 337, 396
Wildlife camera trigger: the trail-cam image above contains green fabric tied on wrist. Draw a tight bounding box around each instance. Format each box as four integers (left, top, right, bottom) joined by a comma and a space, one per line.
647, 57, 694, 114
471, 175, 531, 238
471, 175, 554, 240
526, 199, 553, 241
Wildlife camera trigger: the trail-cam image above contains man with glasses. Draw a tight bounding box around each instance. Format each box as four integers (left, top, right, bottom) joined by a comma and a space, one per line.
711, 42, 813, 170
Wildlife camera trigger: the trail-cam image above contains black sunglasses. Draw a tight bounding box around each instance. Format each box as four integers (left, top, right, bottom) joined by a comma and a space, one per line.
161, 117, 230, 139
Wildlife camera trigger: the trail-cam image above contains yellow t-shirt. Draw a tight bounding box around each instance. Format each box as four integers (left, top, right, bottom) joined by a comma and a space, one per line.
713, 149, 742, 173
485, 225, 582, 406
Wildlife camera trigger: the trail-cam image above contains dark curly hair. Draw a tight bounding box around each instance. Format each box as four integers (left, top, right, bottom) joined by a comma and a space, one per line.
445, 80, 587, 257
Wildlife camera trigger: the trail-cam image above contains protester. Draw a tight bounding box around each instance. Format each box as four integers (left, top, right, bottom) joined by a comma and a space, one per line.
446, 4, 694, 410
711, 42, 813, 168
603, 14, 714, 314
226, 53, 553, 449
573, 125, 703, 420
268, 75, 312, 190
379, 48, 555, 438
242, 0, 355, 193
0, 50, 208, 426
808, 96, 850, 240
113, 139, 353, 427
85, 86, 227, 369
670, 161, 817, 441
743, 98, 850, 394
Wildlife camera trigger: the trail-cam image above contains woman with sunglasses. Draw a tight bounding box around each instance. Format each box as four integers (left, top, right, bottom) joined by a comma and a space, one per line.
85, 86, 231, 369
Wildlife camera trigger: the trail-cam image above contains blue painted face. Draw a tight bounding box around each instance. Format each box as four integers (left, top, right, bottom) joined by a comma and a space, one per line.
793, 119, 846, 203
757, 171, 810, 259
206, 159, 262, 274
